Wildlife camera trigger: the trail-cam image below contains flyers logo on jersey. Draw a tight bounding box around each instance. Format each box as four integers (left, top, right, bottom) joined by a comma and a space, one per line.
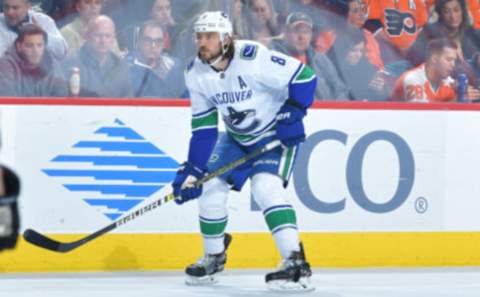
384, 9, 416, 36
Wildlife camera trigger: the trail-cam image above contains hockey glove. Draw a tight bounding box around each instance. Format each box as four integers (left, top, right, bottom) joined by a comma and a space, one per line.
276, 99, 306, 147
172, 162, 207, 205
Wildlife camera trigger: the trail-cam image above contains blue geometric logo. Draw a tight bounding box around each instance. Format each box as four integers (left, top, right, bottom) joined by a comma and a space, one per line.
42, 119, 179, 221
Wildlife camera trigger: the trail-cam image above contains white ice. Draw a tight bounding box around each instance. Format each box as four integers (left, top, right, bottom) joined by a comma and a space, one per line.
0, 268, 479, 297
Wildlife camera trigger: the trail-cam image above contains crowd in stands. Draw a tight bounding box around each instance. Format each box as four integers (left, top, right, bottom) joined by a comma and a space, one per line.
0, 0, 479, 102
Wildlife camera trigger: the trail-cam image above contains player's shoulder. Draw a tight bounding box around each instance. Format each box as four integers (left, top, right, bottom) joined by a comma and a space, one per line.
185, 56, 208, 76
185, 58, 197, 73
234, 39, 298, 69
184, 57, 206, 89
234, 40, 270, 61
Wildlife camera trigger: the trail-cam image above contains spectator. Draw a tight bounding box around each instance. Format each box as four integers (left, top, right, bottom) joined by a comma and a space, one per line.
272, 11, 348, 100
316, 0, 384, 69
0, 23, 68, 96
61, 0, 100, 54
164, 1, 226, 60
231, 0, 278, 40
169, 0, 208, 23
44, 0, 77, 27
286, 0, 336, 45
105, 0, 180, 55
30, 0, 77, 27
329, 27, 390, 101
127, 20, 184, 98
364, 0, 431, 77
231, 0, 245, 38
101, 0, 152, 52
149, 0, 176, 51
0, 0, 67, 59
62, 15, 133, 97
242, 0, 282, 46
368, 0, 430, 51
391, 38, 473, 102
60, 0, 122, 56
408, 0, 480, 69
102, 0, 206, 32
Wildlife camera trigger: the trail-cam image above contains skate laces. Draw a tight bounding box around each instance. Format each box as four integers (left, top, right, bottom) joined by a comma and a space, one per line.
195, 253, 223, 267
196, 254, 213, 266
276, 257, 298, 271
275, 250, 306, 271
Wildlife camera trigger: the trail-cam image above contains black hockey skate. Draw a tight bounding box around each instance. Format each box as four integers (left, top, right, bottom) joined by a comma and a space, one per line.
265, 243, 314, 292
185, 233, 232, 285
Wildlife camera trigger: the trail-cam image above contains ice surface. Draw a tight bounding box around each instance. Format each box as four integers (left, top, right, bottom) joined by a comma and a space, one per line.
0, 268, 479, 297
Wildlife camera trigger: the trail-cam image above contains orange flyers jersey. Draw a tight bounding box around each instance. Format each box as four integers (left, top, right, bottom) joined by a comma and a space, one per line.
366, 0, 429, 50
392, 64, 457, 102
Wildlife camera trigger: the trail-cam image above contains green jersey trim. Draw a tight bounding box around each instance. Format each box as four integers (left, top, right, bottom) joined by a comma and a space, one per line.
226, 125, 276, 145
292, 64, 316, 84
192, 110, 218, 132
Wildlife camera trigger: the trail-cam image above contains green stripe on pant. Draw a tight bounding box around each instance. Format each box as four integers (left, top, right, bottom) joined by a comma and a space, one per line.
265, 208, 297, 234
200, 217, 228, 237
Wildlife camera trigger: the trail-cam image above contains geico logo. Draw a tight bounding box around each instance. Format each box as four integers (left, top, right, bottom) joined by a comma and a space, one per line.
293, 130, 415, 214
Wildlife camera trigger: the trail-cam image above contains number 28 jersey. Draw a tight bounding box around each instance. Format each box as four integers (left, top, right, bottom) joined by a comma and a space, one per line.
391, 63, 456, 102
185, 40, 316, 146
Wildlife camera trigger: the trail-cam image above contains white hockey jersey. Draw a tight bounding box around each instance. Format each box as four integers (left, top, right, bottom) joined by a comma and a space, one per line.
185, 40, 315, 146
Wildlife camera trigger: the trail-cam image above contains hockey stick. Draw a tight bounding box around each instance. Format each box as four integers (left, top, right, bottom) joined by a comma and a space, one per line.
23, 140, 282, 253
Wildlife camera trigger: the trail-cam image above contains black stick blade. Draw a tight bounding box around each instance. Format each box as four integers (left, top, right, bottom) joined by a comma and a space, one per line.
23, 229, 64, 252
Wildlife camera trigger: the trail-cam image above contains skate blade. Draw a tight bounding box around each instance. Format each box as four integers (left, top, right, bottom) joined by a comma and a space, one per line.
185, 274, 219, 286
267, 277, 315, 293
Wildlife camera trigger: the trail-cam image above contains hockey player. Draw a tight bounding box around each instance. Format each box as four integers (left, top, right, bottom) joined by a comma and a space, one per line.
171, 11, 316, 292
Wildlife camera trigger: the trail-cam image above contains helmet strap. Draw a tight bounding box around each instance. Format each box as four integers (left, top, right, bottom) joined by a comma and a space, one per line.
203, 33, 230, 68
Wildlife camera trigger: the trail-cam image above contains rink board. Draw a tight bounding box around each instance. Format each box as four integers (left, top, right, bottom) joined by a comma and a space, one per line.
1, 99, 480, 272
2, 232, 480, 273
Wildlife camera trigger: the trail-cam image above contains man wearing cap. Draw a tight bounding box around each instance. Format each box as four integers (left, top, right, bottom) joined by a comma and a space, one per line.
171, 11, 316, 292
272, 11, 349, 100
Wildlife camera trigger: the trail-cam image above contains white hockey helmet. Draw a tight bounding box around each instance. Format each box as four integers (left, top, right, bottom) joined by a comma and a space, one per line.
193, 11, 233, 38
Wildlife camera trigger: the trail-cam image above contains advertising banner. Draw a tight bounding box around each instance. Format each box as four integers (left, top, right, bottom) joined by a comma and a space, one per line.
1, 105, 476, 233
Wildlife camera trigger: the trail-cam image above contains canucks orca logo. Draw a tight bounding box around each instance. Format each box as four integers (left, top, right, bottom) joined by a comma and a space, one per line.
42, 119, 179, 221
223, 106, 260, 134
241, 44, 258, 60
384, 9, 416, 36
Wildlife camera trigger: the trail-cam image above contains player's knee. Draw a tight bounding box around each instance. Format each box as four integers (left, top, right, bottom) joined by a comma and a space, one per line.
199, 177, 230, 217
251, 173, 288, 210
